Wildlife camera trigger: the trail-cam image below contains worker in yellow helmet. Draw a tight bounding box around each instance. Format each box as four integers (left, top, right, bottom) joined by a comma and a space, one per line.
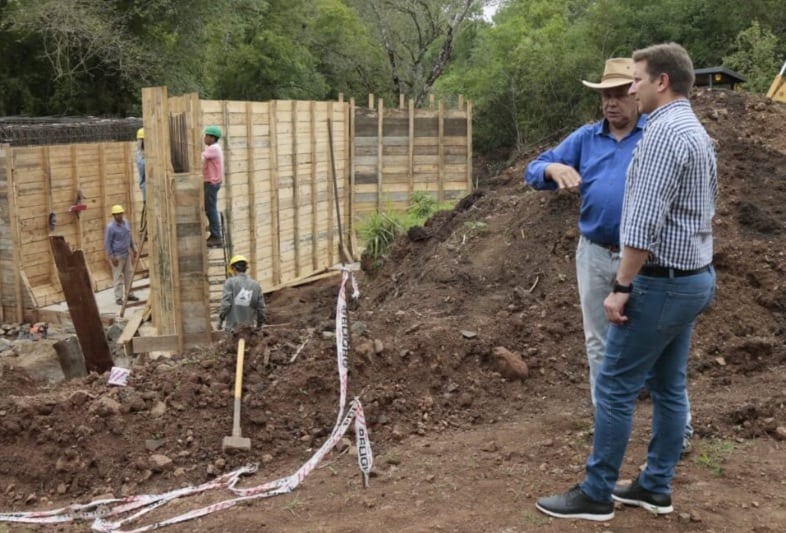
104, 205, 139, 306
218, 255, 265, 333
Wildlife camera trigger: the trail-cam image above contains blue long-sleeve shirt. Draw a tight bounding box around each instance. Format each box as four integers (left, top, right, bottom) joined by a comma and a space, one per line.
524, 116, 646, 246
104, 219, 135, 258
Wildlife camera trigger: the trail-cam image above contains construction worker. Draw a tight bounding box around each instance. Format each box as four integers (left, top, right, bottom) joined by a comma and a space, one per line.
202, 125, 224, 248
219, 255, 265, 333
104, 204, 139, 306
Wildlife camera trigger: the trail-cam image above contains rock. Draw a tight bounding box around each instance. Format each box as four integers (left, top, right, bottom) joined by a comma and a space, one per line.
774, 426, 786, 441
150, 401, 167, 418
106, 324, 124, 343
351, 321, 368, 335
0, 339, 12, 352
145, 439, 166, 452
461, 330, 478, 339
491, 346, 529, 381
336, 438, 352, 453
690, 510, 702, 522
88, 397, 122, 417
149, 454, 173, 472
69, 390, 94, 406
373, 339, 384, 354
480, 440, 498, 452
24, 493, 36, 505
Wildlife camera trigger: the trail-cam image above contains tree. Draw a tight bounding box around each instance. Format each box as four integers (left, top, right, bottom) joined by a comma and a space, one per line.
723, 21, 780, 94
351, 0, 487, 106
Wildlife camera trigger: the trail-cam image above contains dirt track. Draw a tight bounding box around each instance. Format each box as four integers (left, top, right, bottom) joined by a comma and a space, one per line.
0, 88, 785, 532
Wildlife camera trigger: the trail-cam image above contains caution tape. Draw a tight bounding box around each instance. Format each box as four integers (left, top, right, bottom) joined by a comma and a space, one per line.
0, 267, 372, 532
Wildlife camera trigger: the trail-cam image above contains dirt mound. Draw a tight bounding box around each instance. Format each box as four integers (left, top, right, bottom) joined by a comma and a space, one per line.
0, 88, 785, 529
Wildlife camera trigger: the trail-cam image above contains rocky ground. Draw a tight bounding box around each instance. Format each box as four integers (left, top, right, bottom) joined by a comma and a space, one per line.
0, 88, 785, 532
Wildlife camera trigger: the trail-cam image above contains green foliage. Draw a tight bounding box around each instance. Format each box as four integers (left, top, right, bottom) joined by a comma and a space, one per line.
361, 193, 453, 261
723, 21, 781, 94
359, 211, 408, 260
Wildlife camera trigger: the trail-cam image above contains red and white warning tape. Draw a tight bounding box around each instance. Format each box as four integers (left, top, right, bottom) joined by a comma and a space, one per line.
0, 267, 372, 532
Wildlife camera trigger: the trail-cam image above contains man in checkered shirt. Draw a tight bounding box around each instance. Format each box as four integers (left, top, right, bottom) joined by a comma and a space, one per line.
537, 42, 717, 522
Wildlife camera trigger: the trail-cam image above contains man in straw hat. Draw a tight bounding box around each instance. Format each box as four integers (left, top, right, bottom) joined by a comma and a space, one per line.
535, 42, 716, 522
525, 58, 692, 438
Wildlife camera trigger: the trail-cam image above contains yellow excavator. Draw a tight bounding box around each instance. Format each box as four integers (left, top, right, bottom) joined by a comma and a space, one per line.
766, 60, 786, 102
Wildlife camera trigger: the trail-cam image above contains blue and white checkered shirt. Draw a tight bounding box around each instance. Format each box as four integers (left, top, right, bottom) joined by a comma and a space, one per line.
621, 99, 717, 270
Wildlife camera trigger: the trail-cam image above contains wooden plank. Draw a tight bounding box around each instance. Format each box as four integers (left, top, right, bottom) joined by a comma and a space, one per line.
49, 236, 113, 373
377, 98, 383, 213
291, 101, 300, 272
438, 100, 445, 202
310, 101, 319, 271
466, 100, 473, 191
6, 147, 23, 321
245, 101, 258, 279
116, 309, 147, 345
269, 100, 282, 286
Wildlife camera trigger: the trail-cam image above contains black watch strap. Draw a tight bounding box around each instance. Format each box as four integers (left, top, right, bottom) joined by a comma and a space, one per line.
613, 281, 632, 293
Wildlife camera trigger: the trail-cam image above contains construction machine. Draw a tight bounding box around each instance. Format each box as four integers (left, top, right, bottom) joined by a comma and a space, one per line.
766, 60, 786, 102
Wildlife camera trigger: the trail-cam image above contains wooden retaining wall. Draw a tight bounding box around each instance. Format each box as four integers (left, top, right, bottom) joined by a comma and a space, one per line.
352, 95, 472, 224
0, 91, 472, 329
0, 142, 140, 321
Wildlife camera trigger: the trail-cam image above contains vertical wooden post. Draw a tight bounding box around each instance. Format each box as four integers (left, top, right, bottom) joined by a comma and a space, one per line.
408, 98, 415, 197
309, 101, 319, 271
41, 146, 56, 284
466, 100, 473, 191
376, 98, 384, 213
399, 94, 405, 109
5, 148, 23, 321
368, 93, 375, 110
99, 143, 107, 224
345, 97, 354, 256
245, 102, 258, 279
269, 101, 282, 286
458, 95, 464, 110
429, 94, 435, 109
70, 146, 83, 250
221, 102, 232, 238
438, 99, 445, 202
326, 116, 335, 266
291, 100, 301, 277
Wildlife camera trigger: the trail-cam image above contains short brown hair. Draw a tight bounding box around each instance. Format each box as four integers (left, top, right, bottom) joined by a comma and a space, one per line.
632, 42, 695, 96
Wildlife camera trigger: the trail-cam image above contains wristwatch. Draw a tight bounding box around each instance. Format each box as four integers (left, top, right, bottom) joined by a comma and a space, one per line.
613, 281, 632, 293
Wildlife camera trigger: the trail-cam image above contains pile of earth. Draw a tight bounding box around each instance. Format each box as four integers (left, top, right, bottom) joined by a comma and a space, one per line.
0, 88, 784, 521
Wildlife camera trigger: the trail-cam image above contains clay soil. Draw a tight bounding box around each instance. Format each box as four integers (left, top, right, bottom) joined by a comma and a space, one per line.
1, 88, 785, 532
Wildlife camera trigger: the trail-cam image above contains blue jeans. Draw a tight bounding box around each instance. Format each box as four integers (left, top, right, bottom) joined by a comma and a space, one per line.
204, 182, 222, 239
576, 237, 694, 438
581, 267, 715, 502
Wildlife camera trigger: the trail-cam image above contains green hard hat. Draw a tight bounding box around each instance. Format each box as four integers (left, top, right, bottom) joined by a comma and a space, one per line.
204, 125, 222, 139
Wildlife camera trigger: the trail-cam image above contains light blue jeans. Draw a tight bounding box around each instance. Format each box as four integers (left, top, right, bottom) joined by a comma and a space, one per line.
581, 266, 716, 502
576, 237, 693, 440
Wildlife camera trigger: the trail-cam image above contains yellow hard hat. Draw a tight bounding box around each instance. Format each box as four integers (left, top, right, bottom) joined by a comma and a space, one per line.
136, 127, 144, 140
229, 255, 248, 268
111, 204, 125, 215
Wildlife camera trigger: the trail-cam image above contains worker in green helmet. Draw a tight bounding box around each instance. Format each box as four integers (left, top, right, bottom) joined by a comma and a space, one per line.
202, 125, 224, 248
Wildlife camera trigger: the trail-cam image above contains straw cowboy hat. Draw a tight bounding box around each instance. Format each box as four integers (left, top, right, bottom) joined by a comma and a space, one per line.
581, 58, 634, 89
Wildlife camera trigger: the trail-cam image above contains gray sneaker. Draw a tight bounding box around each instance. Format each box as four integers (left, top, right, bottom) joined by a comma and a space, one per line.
536, 485, 614, 521
612, 475, 673, 514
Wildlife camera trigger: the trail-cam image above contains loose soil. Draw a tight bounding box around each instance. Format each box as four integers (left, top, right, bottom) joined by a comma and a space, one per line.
1, 88, 785, 532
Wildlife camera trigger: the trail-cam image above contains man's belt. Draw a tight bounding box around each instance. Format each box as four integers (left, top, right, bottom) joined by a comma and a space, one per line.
639, 264, 712, 278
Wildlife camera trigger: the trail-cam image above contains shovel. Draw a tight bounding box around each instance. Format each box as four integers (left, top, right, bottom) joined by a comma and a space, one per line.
222, 338, 251, 451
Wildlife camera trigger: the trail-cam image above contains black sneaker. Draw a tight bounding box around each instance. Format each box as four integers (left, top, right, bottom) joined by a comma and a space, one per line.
206, 236, 223, 248
127, 294, 139, 302
536, 485, 614, 521
612, 475, 673, 514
